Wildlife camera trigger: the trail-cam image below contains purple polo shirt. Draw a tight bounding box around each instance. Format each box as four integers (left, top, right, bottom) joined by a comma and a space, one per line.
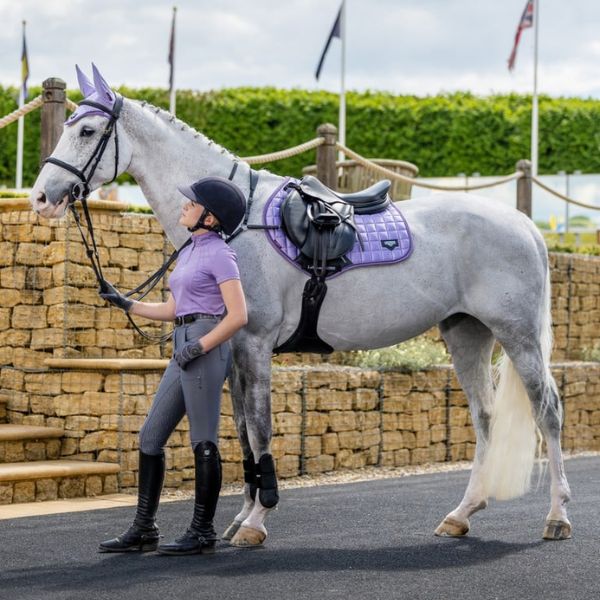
168, 232, 240, 317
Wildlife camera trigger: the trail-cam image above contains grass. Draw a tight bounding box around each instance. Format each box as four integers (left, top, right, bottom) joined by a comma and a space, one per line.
339, 338, 450, 372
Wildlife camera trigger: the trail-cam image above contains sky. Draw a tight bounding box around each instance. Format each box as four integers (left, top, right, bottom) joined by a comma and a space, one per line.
1, 0, 600, 98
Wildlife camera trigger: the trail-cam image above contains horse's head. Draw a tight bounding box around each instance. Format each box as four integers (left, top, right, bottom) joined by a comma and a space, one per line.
31, 64, 133, 218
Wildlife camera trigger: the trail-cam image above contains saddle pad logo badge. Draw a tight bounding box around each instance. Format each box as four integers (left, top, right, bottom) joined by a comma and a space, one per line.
381, 239, 399, 251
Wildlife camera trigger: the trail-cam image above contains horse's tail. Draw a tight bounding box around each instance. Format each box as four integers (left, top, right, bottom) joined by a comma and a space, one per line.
482, 266, 554, 501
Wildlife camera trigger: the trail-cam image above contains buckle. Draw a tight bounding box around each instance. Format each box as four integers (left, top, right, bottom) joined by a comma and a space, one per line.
175, 314, 197, 326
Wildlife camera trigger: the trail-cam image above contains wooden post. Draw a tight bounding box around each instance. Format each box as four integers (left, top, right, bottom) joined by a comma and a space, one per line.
516, 159, 532, 218
316, 123, 338, 190
40, 78, 66, 165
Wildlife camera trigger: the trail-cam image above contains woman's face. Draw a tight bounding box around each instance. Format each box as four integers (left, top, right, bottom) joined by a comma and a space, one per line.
179, 200, 217, 229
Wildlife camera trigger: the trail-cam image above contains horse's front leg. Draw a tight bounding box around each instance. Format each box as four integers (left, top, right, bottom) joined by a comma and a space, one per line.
228, 336, 278, 548
221, 354, 258, 541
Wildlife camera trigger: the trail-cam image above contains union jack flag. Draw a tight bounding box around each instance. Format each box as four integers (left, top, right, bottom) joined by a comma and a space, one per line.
508, 0, 534, 71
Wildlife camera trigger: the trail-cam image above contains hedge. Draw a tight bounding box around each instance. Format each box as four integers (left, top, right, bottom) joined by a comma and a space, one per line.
2, 85, 600, 187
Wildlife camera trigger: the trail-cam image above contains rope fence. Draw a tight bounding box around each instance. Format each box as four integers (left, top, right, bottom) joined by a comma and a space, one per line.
532, 176, 600, 211
66, 99, 79, 113
241, 136, 324, 164
335, 142, 524, 192
0, 95, 43, 129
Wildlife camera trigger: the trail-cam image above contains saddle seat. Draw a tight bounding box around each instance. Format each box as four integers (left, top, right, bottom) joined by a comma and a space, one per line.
298, 176, 391, 214
280, 175, 392, 276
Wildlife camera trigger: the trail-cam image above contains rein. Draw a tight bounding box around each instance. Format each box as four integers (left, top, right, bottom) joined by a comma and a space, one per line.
42, 97, 276, 343
44, 94, 178, 343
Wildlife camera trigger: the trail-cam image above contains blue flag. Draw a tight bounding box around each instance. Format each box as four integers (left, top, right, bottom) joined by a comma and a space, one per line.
315, 3, 342, 80
21, 24, 29, 100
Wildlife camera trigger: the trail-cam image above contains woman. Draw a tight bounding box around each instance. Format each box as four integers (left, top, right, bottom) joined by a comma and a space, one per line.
99, 176, 248, 556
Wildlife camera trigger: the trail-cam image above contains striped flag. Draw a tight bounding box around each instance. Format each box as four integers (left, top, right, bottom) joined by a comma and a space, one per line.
315, 2, 343, 80
21, 21, 29, 100
508, 0, 534, 71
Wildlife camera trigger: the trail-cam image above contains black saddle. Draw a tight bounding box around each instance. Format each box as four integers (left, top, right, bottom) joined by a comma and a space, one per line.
274, 175, 392, 355
280, 175, 391, 277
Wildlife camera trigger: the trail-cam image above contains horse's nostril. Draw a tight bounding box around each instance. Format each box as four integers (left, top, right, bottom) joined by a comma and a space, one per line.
37, 192, 47, 204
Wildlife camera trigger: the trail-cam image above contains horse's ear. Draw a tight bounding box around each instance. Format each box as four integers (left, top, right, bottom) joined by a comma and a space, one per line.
75, 65, 95, 97
91, 63, 114, 102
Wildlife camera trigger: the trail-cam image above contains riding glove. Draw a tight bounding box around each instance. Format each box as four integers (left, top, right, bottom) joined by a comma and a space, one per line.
175, 340, 206, 370
100, 282, 133, 313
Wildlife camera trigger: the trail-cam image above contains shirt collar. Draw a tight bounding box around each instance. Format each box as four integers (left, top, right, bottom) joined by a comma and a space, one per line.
191, 231, 220, 245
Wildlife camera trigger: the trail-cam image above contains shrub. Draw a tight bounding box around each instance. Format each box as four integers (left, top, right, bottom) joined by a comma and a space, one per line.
5, 85, 600, 186
340, 338, 450, 371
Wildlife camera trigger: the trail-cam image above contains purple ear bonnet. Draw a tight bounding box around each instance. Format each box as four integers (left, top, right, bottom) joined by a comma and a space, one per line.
66, 64, 116, 126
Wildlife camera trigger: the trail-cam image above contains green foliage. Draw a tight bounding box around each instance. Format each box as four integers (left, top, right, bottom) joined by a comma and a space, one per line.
340, 338, 450, 372
582, 344, 600, 362
0, 190, 28, 198
568, 215, 595, 228
546, 243, 600, 255
125, 204, 153, 214
6, 85, 600, 186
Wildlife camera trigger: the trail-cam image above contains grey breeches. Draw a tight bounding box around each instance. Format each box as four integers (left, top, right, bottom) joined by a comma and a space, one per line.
139, 317, 231, 455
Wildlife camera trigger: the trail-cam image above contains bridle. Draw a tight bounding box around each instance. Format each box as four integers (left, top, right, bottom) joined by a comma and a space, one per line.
45, 94, 123, 204
41, 94, 276, 344
43, 94, 178, 343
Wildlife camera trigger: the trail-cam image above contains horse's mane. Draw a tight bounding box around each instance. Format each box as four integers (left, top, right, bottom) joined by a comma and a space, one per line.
135, 99, 240, 163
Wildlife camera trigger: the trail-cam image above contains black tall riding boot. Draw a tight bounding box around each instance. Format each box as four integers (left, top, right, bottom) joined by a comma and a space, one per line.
99, 451, 165, 553
157, 440, 222, 555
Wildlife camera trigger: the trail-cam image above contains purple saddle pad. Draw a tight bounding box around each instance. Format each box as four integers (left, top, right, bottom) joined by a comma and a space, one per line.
262, 179, 413, 279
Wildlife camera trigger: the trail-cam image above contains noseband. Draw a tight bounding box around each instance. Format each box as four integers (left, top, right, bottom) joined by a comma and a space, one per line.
41, 95, 271, 344
42, 94, 179, 343
44, 94, 123, 202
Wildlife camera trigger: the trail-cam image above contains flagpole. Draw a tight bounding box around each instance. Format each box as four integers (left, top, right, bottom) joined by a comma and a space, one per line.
337, 0, 346, 163
531, 0, 539, 177
15, 20, 26, 190
169, 6, 177, 115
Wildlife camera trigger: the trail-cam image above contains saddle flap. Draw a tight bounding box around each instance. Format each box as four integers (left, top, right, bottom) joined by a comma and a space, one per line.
280, 183, 357, 263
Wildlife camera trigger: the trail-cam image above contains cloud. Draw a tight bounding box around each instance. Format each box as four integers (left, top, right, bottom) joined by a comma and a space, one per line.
1, 0, 600, 99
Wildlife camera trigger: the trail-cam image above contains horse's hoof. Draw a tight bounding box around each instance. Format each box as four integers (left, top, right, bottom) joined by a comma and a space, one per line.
222, 520, 243, 541
229, 526, 267, 547
434, 517, 470, 537
543, 519, 572, 540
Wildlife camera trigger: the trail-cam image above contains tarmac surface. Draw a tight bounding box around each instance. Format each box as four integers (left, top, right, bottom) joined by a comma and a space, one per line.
1, 455, 598, 600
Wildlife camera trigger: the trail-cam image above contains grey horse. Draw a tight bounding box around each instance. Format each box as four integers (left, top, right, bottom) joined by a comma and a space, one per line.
30, 66, 571, 547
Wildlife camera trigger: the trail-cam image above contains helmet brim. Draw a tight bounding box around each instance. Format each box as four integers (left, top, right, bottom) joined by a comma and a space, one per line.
177, 184, 200, 204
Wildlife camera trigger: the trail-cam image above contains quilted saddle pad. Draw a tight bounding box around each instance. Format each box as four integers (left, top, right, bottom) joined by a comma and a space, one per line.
262, 178, 413, 279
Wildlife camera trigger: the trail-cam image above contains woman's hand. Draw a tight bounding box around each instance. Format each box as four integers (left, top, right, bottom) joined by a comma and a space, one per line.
174, 340, 206, 370
100, 282, 133, 313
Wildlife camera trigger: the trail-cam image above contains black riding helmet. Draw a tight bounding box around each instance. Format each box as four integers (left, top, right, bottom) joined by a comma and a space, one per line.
178, 176, 246, 235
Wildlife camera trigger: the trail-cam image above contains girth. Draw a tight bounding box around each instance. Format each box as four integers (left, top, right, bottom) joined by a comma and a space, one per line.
274, 175, 393, 355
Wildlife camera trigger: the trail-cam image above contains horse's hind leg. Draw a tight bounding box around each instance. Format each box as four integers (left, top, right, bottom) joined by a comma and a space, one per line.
434, 314, 495, 537
494, 340, 572, 540
539, 383, 571, 540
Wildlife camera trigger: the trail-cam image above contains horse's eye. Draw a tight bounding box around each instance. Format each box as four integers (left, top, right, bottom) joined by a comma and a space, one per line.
80, 127, 95, 138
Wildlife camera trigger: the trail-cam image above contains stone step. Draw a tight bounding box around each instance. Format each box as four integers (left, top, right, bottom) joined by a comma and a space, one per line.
0, 425, 65, 463
0, 460, 120, 505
